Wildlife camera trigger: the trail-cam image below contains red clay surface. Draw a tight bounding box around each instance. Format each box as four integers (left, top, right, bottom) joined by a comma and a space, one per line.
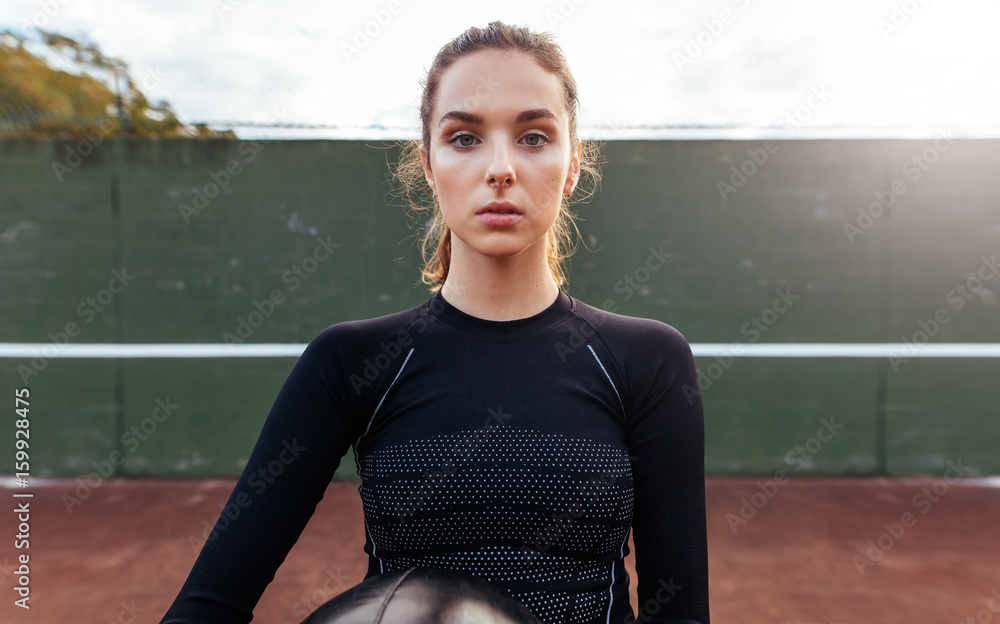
1, 476, 998, 624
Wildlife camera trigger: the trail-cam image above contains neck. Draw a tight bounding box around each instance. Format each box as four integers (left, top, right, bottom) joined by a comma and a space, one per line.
439, 236, 560, 321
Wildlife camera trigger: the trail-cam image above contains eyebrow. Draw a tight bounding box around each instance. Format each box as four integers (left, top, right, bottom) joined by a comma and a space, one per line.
437, 108, 558, 127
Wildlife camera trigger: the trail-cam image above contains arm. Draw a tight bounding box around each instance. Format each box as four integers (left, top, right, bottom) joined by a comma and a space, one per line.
626, 323, 709, 624
160, 329, 356, 623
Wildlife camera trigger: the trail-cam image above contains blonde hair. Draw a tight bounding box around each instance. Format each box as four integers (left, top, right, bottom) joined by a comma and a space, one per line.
392, 20, 602, 292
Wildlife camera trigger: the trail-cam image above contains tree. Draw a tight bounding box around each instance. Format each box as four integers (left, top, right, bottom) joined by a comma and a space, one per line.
0, 29, 235, 138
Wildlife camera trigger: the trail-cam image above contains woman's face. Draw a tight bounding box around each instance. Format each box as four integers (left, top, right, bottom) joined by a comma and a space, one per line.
421, 50, 580, 264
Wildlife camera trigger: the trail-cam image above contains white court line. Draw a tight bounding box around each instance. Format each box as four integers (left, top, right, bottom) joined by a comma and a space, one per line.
690, 343, 1000, 358
1, 343, 1000, 358
0, 343, 305, 358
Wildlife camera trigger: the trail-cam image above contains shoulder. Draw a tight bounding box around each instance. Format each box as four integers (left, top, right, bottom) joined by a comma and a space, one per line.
568, 296, 694, 360
288, 299, 437, 407
567, 297, 700, 418
302, 298, 435, 360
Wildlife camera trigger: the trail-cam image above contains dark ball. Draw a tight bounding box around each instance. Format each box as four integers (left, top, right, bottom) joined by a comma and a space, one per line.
299, 567, 542, 624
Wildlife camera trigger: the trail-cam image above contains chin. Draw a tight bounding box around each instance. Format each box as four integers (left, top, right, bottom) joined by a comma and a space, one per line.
473, 242, 534, 259
459, 233, 545, 260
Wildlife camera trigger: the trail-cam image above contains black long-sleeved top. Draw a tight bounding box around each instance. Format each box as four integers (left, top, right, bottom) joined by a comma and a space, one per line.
160, 290, 709, 624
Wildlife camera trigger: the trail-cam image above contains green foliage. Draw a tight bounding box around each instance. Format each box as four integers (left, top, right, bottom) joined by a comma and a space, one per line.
0, 29, 234, 138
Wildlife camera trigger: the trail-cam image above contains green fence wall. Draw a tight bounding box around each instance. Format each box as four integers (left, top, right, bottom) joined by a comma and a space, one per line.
1, 137, 997, 478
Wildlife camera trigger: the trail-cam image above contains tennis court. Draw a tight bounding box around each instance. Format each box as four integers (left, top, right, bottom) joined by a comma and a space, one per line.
2, 475, 998, 623
3, 135, 998, 624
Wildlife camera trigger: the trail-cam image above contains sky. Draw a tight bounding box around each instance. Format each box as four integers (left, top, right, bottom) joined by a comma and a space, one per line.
4, 0, 1000, 139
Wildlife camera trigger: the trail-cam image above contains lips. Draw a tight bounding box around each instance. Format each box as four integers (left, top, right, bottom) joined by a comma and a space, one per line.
476, 202, 523, 227
476, 202, 522, 215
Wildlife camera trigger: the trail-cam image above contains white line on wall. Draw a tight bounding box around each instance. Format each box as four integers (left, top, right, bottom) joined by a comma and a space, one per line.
1, 343, 1000, 358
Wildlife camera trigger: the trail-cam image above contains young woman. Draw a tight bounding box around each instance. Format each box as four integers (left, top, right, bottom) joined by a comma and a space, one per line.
161, 21, 709, 624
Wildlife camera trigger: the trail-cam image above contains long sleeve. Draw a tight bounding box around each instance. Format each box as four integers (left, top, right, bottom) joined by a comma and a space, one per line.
160, 329, 357, 623
623, 322, 710, 624
158, 293, 711, 624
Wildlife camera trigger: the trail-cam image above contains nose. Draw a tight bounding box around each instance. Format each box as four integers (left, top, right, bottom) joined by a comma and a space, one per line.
485, 138, 515, 189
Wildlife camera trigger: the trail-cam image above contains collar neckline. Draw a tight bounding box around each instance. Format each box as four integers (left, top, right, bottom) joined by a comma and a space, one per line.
429, 290, 574, 342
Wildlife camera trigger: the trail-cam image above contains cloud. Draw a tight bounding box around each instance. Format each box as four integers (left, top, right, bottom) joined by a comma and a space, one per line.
3, 0, 998, 138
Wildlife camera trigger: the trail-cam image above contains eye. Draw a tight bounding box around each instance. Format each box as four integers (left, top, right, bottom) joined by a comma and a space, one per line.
448, 133, 479, 149
521, 132, 550, 147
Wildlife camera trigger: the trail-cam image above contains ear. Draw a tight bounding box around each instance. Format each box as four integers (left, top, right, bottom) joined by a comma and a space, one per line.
564, 141, 582, 195
419, 145, 436, 196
